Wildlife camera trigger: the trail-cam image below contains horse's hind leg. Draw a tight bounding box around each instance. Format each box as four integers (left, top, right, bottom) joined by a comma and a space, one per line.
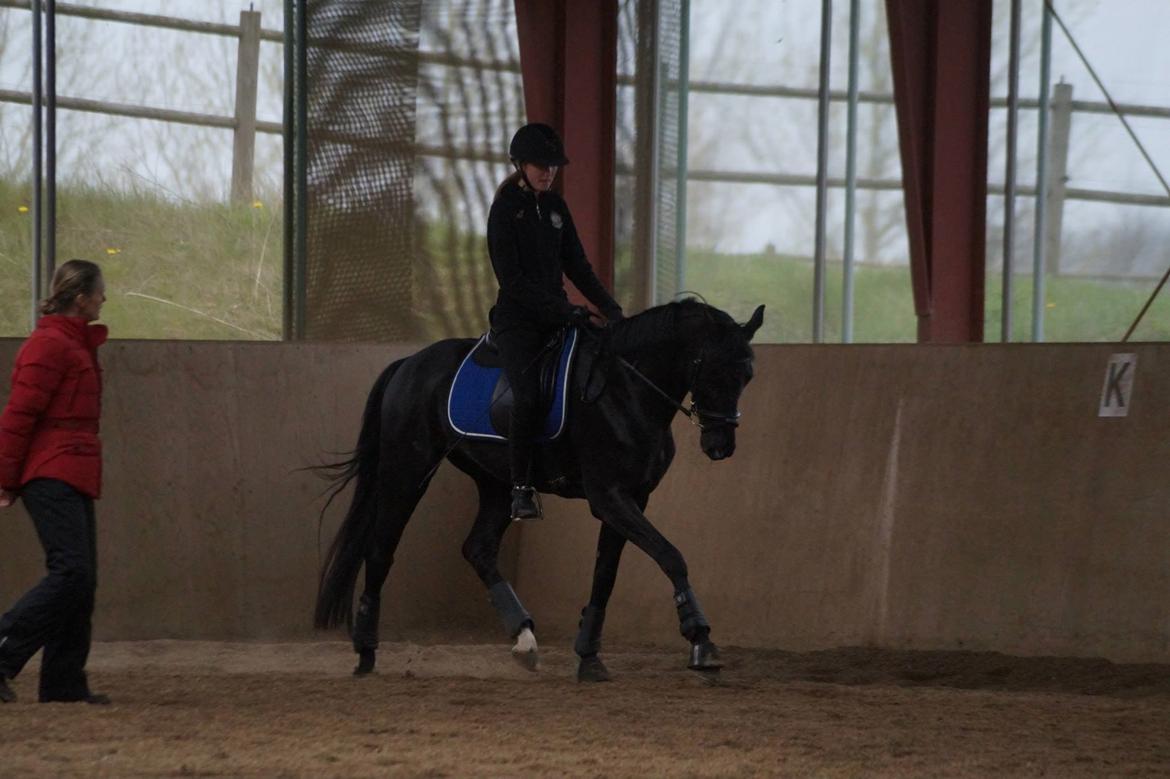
461, 478, 539, 671
352, 460, 432, 676
575, 521, 627, 683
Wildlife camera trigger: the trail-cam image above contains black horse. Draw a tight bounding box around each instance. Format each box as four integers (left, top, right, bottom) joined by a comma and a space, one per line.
314, 299, 764, 681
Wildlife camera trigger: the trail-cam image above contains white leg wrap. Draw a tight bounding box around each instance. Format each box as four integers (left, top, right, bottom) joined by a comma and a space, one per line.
511, 627, 539, 671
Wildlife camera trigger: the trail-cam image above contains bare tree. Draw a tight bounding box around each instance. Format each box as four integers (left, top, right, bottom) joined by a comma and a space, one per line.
682, 0, 1099, 265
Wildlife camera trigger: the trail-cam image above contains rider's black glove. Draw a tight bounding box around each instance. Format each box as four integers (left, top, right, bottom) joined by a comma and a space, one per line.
568, 305, 596, 329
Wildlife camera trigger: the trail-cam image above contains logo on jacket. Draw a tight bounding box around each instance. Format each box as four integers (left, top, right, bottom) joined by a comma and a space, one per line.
550, 211, 563, 229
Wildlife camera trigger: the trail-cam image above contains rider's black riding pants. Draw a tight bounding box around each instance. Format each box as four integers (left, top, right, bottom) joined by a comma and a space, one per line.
494, 326, 550, 486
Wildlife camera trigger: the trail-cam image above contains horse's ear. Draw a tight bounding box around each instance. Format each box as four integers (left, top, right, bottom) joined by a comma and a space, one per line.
741, 304, 765, 340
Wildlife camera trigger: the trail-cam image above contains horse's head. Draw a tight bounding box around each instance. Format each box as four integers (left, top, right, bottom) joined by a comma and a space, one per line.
690, 304, 765, 461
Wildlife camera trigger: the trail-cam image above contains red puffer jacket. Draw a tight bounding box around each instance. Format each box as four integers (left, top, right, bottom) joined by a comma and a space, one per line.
0, 315, 108, 498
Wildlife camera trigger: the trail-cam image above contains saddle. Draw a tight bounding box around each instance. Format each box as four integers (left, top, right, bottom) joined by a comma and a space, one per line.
447, 327, 581, 442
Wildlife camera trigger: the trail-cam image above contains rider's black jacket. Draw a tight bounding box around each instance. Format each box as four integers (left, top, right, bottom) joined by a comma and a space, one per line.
487, 179, 622, 331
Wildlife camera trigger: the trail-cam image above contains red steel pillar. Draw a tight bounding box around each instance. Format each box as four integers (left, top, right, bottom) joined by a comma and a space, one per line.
514, 0, 618, 290
886, 0, 992, 342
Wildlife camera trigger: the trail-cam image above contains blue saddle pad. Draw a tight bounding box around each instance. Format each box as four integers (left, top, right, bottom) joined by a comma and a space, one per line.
446, 328, 580, 442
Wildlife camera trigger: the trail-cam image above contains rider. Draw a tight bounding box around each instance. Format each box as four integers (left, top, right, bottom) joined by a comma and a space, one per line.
487, 123, 623, 521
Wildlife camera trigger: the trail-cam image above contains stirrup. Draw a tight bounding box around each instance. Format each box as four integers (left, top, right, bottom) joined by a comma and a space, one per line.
511, 485, 543, 521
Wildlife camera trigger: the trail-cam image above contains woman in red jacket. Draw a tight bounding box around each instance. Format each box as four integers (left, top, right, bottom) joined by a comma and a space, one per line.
0, 259, 109, 705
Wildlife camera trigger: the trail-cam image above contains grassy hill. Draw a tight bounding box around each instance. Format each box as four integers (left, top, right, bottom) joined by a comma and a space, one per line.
0, 179, 283, 340
2, 179, 1167, 344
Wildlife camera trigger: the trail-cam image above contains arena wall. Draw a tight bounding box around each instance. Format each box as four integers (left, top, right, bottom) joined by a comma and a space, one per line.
515, 343, 1170, 664
1, 341, 1168, 662
0, 341, 513, 643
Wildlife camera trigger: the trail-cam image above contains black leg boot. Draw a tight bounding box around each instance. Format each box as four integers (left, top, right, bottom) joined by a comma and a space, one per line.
509, 443, 542, 521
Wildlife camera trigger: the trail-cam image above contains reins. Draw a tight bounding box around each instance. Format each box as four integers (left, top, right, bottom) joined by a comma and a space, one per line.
612, 353, 740, 431
579, 319, 742, 432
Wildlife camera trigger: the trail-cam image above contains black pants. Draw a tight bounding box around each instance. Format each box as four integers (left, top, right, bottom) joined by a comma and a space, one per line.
0, 478, 97, 701
494, 326, 552, 485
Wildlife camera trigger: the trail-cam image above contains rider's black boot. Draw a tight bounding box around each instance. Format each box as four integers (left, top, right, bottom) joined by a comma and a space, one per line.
511, 485, 542, 521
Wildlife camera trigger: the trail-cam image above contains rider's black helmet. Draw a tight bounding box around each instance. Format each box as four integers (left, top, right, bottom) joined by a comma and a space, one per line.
509, 123, 569, 167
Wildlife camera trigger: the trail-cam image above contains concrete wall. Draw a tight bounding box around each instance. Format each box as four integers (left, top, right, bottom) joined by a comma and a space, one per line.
2, 340, 1169, 662
0, 341, 514, 642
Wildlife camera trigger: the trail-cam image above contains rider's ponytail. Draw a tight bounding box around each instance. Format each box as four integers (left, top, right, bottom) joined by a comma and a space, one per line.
494, 169, 523, 201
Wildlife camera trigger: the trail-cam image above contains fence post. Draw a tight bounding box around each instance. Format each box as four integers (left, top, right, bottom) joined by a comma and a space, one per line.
1044, 80, 1072, 275
231, 9, 261, 204
631, 0, 660, 311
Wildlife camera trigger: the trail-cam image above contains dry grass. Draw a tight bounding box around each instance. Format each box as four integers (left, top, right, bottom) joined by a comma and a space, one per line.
0, 179, 283, 340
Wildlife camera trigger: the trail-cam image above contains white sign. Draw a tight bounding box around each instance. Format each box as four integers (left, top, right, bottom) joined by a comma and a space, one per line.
1099, 353, 1137, 417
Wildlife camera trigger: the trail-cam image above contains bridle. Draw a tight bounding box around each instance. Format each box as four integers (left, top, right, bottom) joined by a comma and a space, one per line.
614, 352, 743, 432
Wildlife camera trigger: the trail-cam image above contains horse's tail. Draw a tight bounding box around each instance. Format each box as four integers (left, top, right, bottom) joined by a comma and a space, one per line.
313, 359, 403, 631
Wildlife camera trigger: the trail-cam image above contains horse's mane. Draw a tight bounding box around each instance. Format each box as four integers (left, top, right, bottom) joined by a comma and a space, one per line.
607, 299, 732, 356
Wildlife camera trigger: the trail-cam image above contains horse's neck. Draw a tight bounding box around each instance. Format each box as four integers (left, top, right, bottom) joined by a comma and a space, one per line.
607, 303, 708, 411
621, 336, 694, 406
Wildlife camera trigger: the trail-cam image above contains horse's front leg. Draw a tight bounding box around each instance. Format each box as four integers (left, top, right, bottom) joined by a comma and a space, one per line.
575, 521, 627, 682
586, 486, 722, 672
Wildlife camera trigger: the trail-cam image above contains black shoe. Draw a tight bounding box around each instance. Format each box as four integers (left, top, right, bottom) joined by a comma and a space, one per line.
0, 676, 15, 703
511, 485, 542, 521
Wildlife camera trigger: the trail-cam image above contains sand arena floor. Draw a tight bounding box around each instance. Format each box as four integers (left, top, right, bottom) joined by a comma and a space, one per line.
2, 640, 1170, 777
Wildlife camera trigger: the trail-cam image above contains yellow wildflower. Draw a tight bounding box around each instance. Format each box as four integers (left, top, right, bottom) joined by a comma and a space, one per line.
105, 248, 121, 256
252, 200, 264, 209
17, 205, 28, 214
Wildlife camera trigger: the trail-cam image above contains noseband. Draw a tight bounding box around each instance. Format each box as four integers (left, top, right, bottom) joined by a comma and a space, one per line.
690, 403, 741, 430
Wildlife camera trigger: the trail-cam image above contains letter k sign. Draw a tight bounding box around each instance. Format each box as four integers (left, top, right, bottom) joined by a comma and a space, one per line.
1098, 353, 1137, 417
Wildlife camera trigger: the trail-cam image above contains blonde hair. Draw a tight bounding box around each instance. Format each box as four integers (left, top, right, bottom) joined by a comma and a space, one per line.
40, 259, 103, 316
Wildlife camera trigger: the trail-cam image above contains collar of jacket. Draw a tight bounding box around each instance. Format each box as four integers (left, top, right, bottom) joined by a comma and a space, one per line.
37, 315, 109, 349
505, 178, 558, 203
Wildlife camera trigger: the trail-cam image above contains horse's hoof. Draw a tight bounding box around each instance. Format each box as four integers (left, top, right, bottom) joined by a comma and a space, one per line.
512, 647, 539, 672
688, 640, 723, 671
511, 627, 540, 672
353, 648, 376, 676
577, 655, 611, 683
